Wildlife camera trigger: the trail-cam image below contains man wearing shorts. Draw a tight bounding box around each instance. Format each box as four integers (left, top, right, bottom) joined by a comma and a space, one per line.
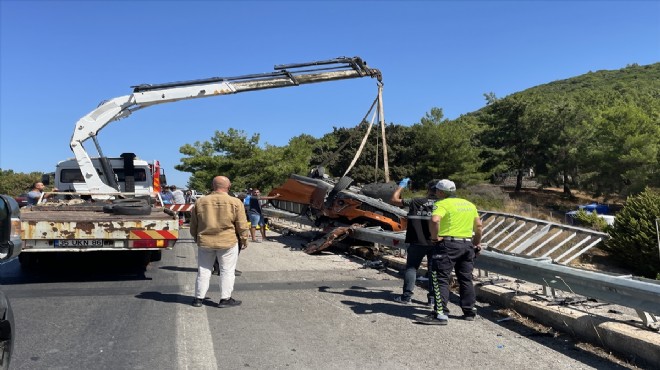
247, 189, 280, 242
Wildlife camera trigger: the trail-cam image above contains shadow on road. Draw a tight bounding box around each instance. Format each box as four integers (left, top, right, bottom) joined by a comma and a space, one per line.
318, 285, 429, 320
0, 252, 151, 284
135, 291, 193, 305
159, 265, 197, 273
135, 291, 223, 308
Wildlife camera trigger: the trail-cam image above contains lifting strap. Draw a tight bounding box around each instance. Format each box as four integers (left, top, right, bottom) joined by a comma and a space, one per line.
320, 96, 378, 169
342, 83, 388, 181
320, 83, 390, 182
342, 102, 379, 178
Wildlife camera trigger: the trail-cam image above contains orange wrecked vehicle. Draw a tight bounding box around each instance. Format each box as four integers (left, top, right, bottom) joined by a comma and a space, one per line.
267, 174, 407, 233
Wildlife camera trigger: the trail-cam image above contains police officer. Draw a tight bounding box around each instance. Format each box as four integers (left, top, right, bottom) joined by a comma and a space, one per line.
415, 179, 483, 325
390, 177, 438, 304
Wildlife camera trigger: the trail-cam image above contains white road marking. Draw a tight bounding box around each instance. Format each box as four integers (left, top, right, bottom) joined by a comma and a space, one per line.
175, 241, 218, 370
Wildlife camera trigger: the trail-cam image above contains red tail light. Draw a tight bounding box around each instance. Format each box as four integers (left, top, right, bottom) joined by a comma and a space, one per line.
132, 240, 167, 248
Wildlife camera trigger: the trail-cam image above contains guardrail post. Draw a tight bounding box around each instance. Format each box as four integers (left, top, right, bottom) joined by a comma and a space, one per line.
635, 309, 659, 328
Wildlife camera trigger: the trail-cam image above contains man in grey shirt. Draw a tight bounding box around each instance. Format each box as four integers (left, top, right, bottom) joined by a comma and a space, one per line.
27, 182, 55, 205
170, 185, 186, 204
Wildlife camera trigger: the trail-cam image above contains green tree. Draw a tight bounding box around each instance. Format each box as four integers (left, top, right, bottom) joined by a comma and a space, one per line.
176, 128, 261, 192
0, 169, 43, 196
534, 99, 592, 196
602, 188, 660, 278
480, 96, 544, 192
249, 135, 317, 190
337, 123, 414, 184
176, 129, 318, 193
475, 62, 660, 198
580, 103, 659, 197
409, 108, 484, 188
311, 126, 361, 178
310, 122, 414, 185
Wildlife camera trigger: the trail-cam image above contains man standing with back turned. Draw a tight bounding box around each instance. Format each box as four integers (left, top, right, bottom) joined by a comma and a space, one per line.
416, 179, 483, 325
390, 177, 438, 305
190, 176, 250, 308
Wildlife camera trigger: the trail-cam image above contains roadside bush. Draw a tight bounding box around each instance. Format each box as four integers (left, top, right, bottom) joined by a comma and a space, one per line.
602, 188, 660, 278
573, 209, 609, 231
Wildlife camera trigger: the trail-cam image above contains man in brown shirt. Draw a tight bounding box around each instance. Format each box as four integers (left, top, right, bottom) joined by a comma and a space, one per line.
190, 176, 250, 308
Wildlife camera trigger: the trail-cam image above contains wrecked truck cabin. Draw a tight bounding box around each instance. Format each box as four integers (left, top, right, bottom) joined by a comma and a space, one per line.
266, 174, 407, 252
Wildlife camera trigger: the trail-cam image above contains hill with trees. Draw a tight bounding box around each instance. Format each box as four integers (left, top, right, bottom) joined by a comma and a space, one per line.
176, 63, 659, 200
476, 63, 659, 197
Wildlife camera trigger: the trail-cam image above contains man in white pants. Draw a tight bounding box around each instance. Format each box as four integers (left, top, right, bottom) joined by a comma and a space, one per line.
190, 176, 250, 308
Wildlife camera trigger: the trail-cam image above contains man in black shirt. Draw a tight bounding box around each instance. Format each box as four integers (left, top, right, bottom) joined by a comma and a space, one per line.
248, 189, 281, 242
390, 178, 438, 304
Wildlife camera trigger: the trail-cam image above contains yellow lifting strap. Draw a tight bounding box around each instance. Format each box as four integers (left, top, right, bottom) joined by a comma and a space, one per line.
342, 83, 390, 182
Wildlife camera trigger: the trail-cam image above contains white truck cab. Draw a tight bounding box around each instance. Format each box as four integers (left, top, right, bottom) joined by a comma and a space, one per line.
48, 153, 165, 196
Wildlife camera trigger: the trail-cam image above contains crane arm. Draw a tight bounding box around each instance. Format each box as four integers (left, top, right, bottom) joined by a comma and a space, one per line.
69, 57, 382, 194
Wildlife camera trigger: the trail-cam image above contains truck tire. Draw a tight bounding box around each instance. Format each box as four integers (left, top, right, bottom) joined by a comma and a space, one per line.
150, 250, 162, 262
325, 176, 353, 206
112, 202, 152, 216
138, 251, 151, 270
359, 182, 399, 202
112, 198, 145, 205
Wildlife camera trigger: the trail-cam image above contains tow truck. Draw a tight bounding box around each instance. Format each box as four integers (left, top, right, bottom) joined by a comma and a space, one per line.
18, 57, 383, 268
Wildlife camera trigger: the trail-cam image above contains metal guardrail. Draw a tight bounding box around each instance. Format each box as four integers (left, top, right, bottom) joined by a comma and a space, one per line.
263, 207, 316, 228
265, 207, 659, 325
480, 211, 609, 265
265, 208, 610, 265
352, 227, 660, 323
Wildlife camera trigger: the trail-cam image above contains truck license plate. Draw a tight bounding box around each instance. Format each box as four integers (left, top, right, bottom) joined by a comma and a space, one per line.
54, 240, 103, 247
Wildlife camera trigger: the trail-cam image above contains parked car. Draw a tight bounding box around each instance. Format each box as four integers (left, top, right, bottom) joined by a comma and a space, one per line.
0, 194, 21, 369
13, 193, 28, 208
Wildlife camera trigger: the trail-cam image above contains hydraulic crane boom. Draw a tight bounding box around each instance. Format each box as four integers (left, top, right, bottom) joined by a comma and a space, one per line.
70, 57, 382, 194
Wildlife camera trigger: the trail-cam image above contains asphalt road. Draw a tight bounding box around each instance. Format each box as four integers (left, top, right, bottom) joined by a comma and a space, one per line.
0, 229, 631, 370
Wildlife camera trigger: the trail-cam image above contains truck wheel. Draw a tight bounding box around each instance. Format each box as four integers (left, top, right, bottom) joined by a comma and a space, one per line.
359, 182, 399, 201
112, 198, 146, 204
325, 176, 353, 206
113, 202, 152, 216
150, 250, 162, 262
137, 251, 151, 270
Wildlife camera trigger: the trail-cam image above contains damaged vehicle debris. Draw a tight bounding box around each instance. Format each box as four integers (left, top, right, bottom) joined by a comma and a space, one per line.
266, 174, 407, 253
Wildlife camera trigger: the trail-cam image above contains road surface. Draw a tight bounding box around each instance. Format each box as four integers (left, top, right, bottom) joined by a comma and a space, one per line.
0, 229, 632, 369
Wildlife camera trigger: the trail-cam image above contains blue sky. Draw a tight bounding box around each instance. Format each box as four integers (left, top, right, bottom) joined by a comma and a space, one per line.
1, 1, 659, 189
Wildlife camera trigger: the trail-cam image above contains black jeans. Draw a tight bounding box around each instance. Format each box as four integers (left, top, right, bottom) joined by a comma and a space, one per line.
402, 244, 431, 299
429, 239, 476, 317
